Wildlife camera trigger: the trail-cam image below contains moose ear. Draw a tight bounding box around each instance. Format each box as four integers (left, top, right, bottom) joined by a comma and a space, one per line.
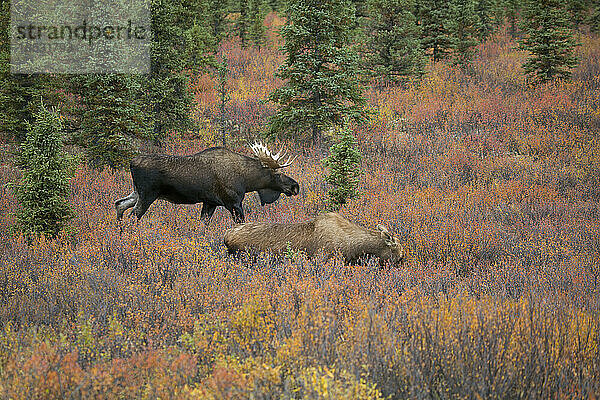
377, 225, 395, 245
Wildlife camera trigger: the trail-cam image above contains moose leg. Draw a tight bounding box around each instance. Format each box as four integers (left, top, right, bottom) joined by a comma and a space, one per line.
115, 192, 139, 220
133, 193, 158, 219
229, 203, 245, 224
200, 203, 217, 223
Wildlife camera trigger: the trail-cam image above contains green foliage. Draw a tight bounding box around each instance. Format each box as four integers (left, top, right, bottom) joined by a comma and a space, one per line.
589, 0, 600, 33
204, 0, 231, 41
237, 0, 266, 47
217, 57, 230, 146
72, 75, 150, 169
266, 0, 285, 12
324, 123, 362, 209
351, 0, 370, 30
14, 103, 74, 239
361, 0, 426, 85
519, 0, 579, 84
148, 0, 193, 139
236, 0, 250, 46
567, 0, 588, 29
504, 0, 521, 37
185, 18, 218, 73
269, 0, 367, 145
417, 0, 481, 65
0, 1, 26, 141
147, 0, 217, 140
448, 0, 480, 66
475, 0, 497, 39
0, 0, 61, 142
0, 74, 44, 143
248, 0, 267, 47
416, 0, 455, 61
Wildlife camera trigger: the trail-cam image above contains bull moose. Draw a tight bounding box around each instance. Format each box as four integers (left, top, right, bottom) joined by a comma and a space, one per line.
115, 142, 299, 223
224, 212, 405, 265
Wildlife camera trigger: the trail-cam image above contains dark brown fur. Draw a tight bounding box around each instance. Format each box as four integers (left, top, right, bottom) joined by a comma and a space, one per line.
115, 147, 299, 222
224, 212, 404, 265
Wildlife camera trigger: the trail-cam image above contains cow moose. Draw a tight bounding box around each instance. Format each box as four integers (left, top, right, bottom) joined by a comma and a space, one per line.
224, 212, 405, 265
115, 142, 299, 223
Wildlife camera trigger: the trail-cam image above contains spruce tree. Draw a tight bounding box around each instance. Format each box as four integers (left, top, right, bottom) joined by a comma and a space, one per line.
147, 0, 216, 140
519, 0, 579, 83
362, 0, 426, 85
217, 58, 230, 146
351, 0, 370, 27
567, 0, 587, 29
266, 0, 284, 12
205, 0, 230, 41
248, 0, 267, 47
236, 0, 250, 46
589, 0, 600, 33
417, 0, 455, 61
0, 0, 56, 142
269, 0, 366, 146
185, 18, 218, 73
475, 0, 496, 39
73, 75, 149, 169
324, 123, 362, 210
449, 0, 480, 66
505, 0, 521, 37
148, 0, 193, 139
14, 103, 73, 239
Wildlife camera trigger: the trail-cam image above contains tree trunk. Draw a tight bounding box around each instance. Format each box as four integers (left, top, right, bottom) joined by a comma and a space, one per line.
312, 92, 322, 148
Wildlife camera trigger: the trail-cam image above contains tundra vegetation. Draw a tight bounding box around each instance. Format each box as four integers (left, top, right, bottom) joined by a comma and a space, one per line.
1, 3, 600, 400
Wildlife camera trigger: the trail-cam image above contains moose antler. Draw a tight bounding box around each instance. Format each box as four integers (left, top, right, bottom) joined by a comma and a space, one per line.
250, 141, 297, 169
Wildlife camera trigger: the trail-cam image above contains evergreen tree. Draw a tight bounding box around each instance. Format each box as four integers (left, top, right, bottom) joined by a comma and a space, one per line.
449, 0, 480, 66
589, 0, 600, 33
0, 0, 58, 142
205, 0, 230, 41
14, 103, 73, 239
504, 0, 521, 37
148, 0, 192, 139
73, 75, 149, 169
248, 0, 267, 47
475, 0, 497, 39
519, 0, 579, 83
217, 58, 230, 146
269, 0, 366, 146
0, 74, 45, 142
236, 0, 250, 46
567, 0, 588, 29
350, 0, 370, 29
266, 0, 284, 12
351, 0, 370, 19
417, 0, 455, 61
185, 18, 218, 72
324, 123, 362, 210
147, 0, 216, 140
0, 0, 25, 141
362, 0, 426, 85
